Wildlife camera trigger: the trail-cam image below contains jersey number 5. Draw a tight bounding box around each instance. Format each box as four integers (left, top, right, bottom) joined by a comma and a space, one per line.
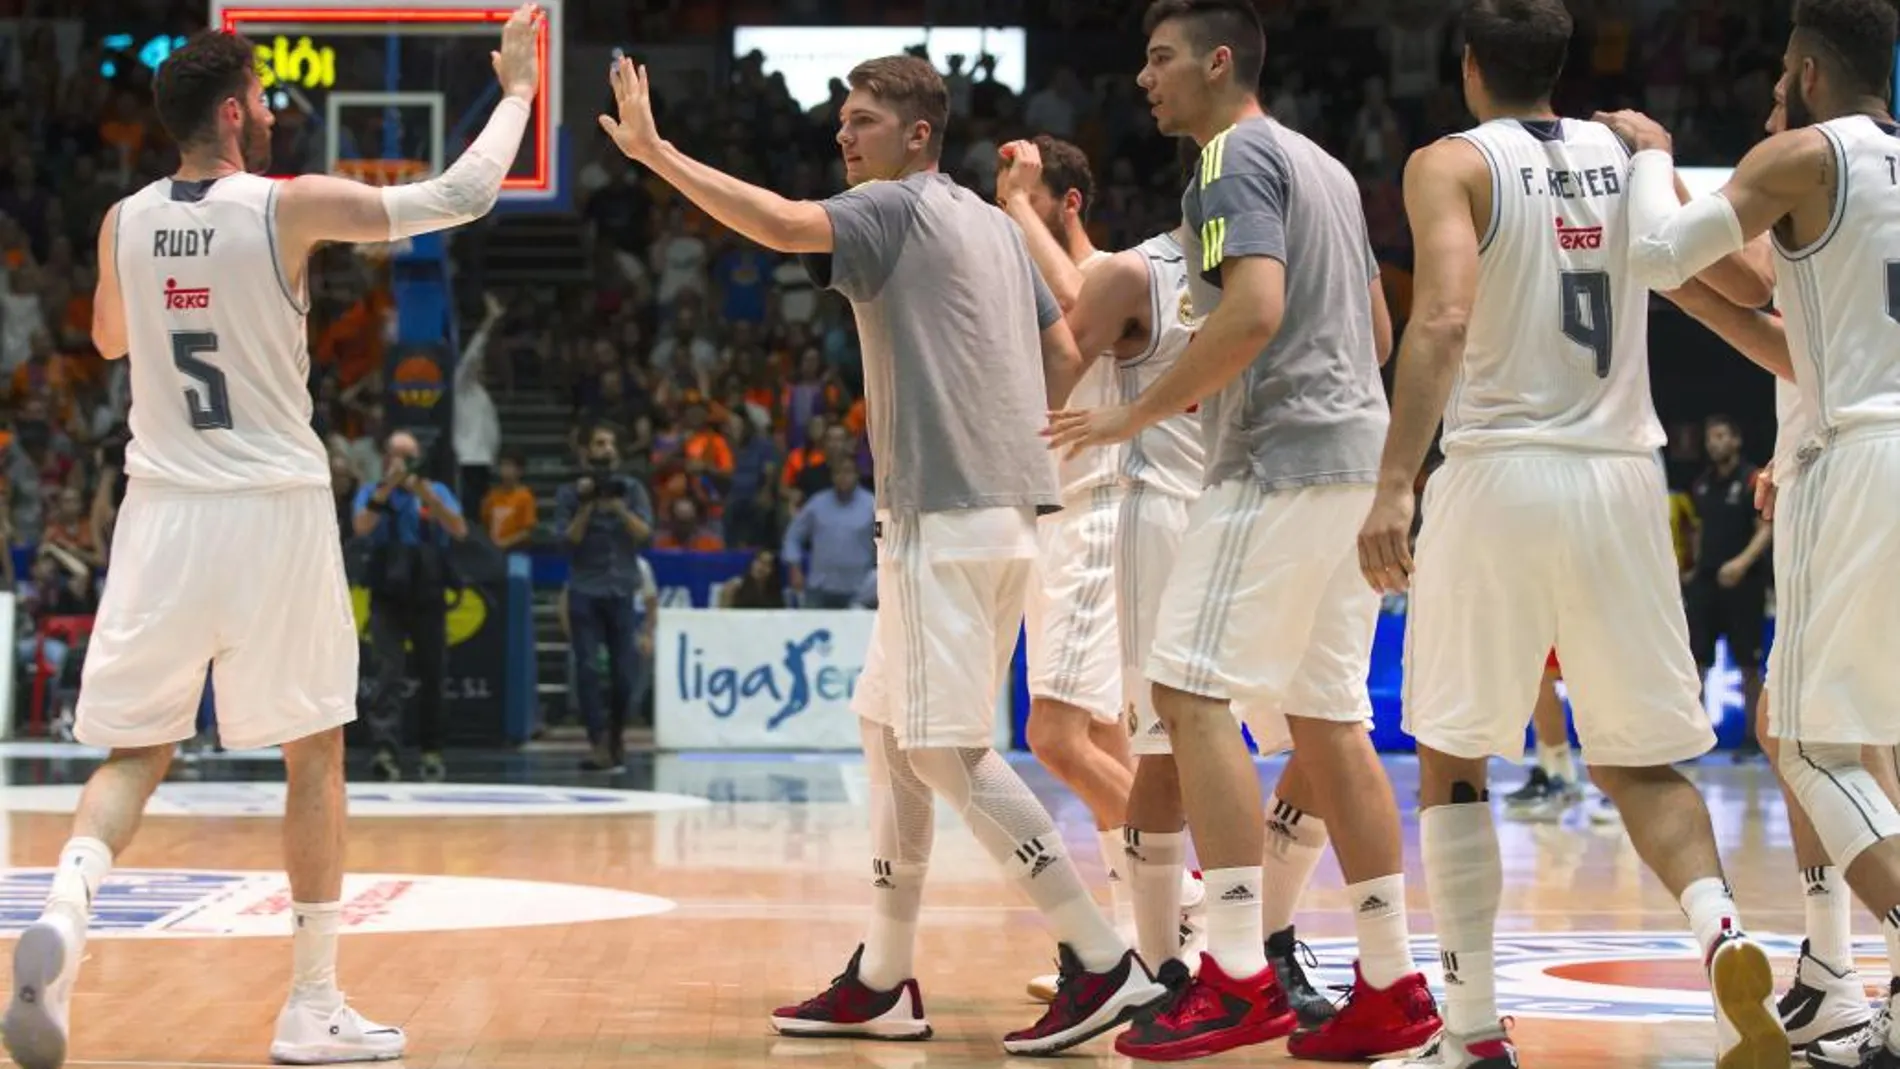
1559, 270, 1612, 378
170, 331, 233, 431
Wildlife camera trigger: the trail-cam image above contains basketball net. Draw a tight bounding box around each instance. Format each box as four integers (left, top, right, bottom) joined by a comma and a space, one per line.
332, 158, 428, 263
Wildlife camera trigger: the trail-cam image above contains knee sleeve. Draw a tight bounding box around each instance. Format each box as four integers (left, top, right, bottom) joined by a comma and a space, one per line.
861, 720, 934, 866
1780, 742, 1900, 871
908, 746, 1060, 858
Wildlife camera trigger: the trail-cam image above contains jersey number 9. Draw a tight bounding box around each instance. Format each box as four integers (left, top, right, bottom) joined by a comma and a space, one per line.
1559, 270, 1612, 378
170, 331, 234, 431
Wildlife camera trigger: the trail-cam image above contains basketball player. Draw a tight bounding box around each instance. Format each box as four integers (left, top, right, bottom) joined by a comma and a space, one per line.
1354, 2, 1789, 1066
596, 53, 1166, 1053
993, 135, 1215, 1007
1, 9, 544, 1069
1049, 1, 1440, 1060
1601, 0, 1900, 1056
996, 136, 1333, 1026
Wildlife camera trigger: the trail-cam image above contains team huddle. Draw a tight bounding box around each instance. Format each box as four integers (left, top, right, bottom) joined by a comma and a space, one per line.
11, 0, 1900, 1065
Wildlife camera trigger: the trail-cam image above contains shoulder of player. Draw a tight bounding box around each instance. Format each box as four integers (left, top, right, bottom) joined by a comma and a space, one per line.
1736, 127, 1834, 191
1199, 118, 1292, 183
1403, 137, 1488, 195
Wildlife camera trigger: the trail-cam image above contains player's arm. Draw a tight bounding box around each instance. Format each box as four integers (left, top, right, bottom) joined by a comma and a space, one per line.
1357, 138, 1484, 593
1602, 110, 1828, 291
1067, 249, 1151, 361
996, 143, 1086, 311
91, 202, 126, 360
1661, 276, 1794, 379
1126, 257, 1282, 429
1679, 171, 1775, 308
1040, 307, 1088, 410
600, 57, 831, 253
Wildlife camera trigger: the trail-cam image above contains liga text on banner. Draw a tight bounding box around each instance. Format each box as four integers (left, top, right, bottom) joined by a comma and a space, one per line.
656, 608, 872, 750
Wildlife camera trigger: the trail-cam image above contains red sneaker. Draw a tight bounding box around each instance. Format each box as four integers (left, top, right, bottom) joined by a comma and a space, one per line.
769, 945, 931, 1040
1112, 952, 1298, 1062
1287, 963, 1442, 1061
1002, 944, 1168, 1056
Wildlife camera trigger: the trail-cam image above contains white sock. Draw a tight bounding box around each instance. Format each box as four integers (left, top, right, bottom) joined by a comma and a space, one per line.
1348, 873, 1414, 989
1421, 804, 1502, 1036
1127, 827, 1187, 969
1004, 834, 1126, 972
1202, 866, 1268, 978
1099, 828, 1137, 943
1537, 743, 1573, 782
861, 859, 927, 990
47, 837, 112, 923
1803, 866, 1854, 973
1680, 876, 1742, 964
291, 901, 343, 1008
1262, 796, 1327, 935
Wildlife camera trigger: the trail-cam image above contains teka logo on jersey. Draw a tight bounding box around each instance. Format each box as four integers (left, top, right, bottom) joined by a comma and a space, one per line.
163, 278, 210, 310
1297, 931, 1843, 1023
1555, 217, 1604, 250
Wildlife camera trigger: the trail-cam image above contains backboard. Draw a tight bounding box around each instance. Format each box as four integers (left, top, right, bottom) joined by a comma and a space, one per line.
207, 0, 565, 207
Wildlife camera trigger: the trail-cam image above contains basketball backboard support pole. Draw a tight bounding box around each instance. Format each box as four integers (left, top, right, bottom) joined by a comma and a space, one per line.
207, 0, 565, 208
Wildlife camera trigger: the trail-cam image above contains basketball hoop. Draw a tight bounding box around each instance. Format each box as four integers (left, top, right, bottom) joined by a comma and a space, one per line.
333, 158, 428, 262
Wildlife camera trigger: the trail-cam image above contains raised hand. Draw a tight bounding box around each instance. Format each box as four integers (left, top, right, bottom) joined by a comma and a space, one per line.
995, 139, 1045, 206
599, 51, 662, 164
491, 3, 543, 102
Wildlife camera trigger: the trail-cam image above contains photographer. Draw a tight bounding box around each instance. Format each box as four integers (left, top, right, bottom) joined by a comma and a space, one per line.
556, 423, 654, 771
352, 430, 469, 782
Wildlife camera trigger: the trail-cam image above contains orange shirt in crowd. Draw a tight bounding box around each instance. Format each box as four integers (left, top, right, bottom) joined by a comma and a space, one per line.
11, 358, 76, 424
99, 118, 146, 160
684, 429, 734, 474
316, 291, 390, 387
481, 485, 538, 548
782, 445, 823, 488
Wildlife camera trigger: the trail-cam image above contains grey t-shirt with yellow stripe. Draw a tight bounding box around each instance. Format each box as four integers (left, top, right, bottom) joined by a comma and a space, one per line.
1179, 115, 1388, 491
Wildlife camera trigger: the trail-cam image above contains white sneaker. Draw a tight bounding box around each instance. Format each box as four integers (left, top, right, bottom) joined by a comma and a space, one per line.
269, 998, 406, 1064
1370, 1025, 1519, 1067
4, 912, 83, 1069
1708, 932, 1792, 1069
1809, 980, 1893, 1069
1778, 941, 1873, 1049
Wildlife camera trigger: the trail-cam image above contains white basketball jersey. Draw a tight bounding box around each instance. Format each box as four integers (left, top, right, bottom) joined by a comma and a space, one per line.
1119, 230, 1204, 500
115, 173, 329, 493
1774, 376, 1816, 476
1440, 118, 1663, 457
1774, 115, 1900, 434
1059, 250, 1122, 500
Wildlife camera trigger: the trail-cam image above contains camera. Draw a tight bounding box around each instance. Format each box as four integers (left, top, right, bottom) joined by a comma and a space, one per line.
580, 472, 628, 502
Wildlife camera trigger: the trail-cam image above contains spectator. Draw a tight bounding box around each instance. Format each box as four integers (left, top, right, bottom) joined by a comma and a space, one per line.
649, 303, 719, 387
481, 451, 538, 551
453, 293, 504, 514
0, 263, 46, 375
41, 487, 100, 572
713, 243, 774, 326
653, 498, 724, 551
650, 203, 708, 310
328, 450, 359, 541
781, 457, 874, 610
717, 549, 786, 609
352, 430, 469, 784
554, 423, 655, 772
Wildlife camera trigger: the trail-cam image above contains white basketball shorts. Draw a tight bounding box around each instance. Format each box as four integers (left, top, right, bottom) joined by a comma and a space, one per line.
1025, 486, 1122, 724
1146, 480, 1377, 754
852, 507, 1035, 750
1403, 451, 1713, 767
1119, 483, 1192, 756
77, 483, 359, 752
1768, 427, 1900, 746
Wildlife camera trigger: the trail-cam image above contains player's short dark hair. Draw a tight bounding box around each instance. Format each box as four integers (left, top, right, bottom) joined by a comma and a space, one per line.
846, 55, 950, 159
1142, 0, 1266, 93
1032, 136, 1096, 219
1461, 0, 1573, 107
1705, 413, 1742, 438
153, 30, 259, 148
1792, 0, 1898, 98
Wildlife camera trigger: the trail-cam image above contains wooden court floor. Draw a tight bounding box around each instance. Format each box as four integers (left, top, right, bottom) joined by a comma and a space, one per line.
0, 748, 1851, 1067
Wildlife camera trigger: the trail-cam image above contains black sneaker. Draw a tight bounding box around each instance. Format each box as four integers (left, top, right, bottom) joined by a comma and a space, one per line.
1267, 925, 1337, 1028
1502, 767, 1552, 809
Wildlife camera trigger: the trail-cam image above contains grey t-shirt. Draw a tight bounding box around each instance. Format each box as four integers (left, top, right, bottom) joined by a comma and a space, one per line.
802, 171, 1062, 514
1180, 116, 1389, 491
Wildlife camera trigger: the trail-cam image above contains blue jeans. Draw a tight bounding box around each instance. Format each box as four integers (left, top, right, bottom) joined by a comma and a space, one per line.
568, 589, 637, 750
